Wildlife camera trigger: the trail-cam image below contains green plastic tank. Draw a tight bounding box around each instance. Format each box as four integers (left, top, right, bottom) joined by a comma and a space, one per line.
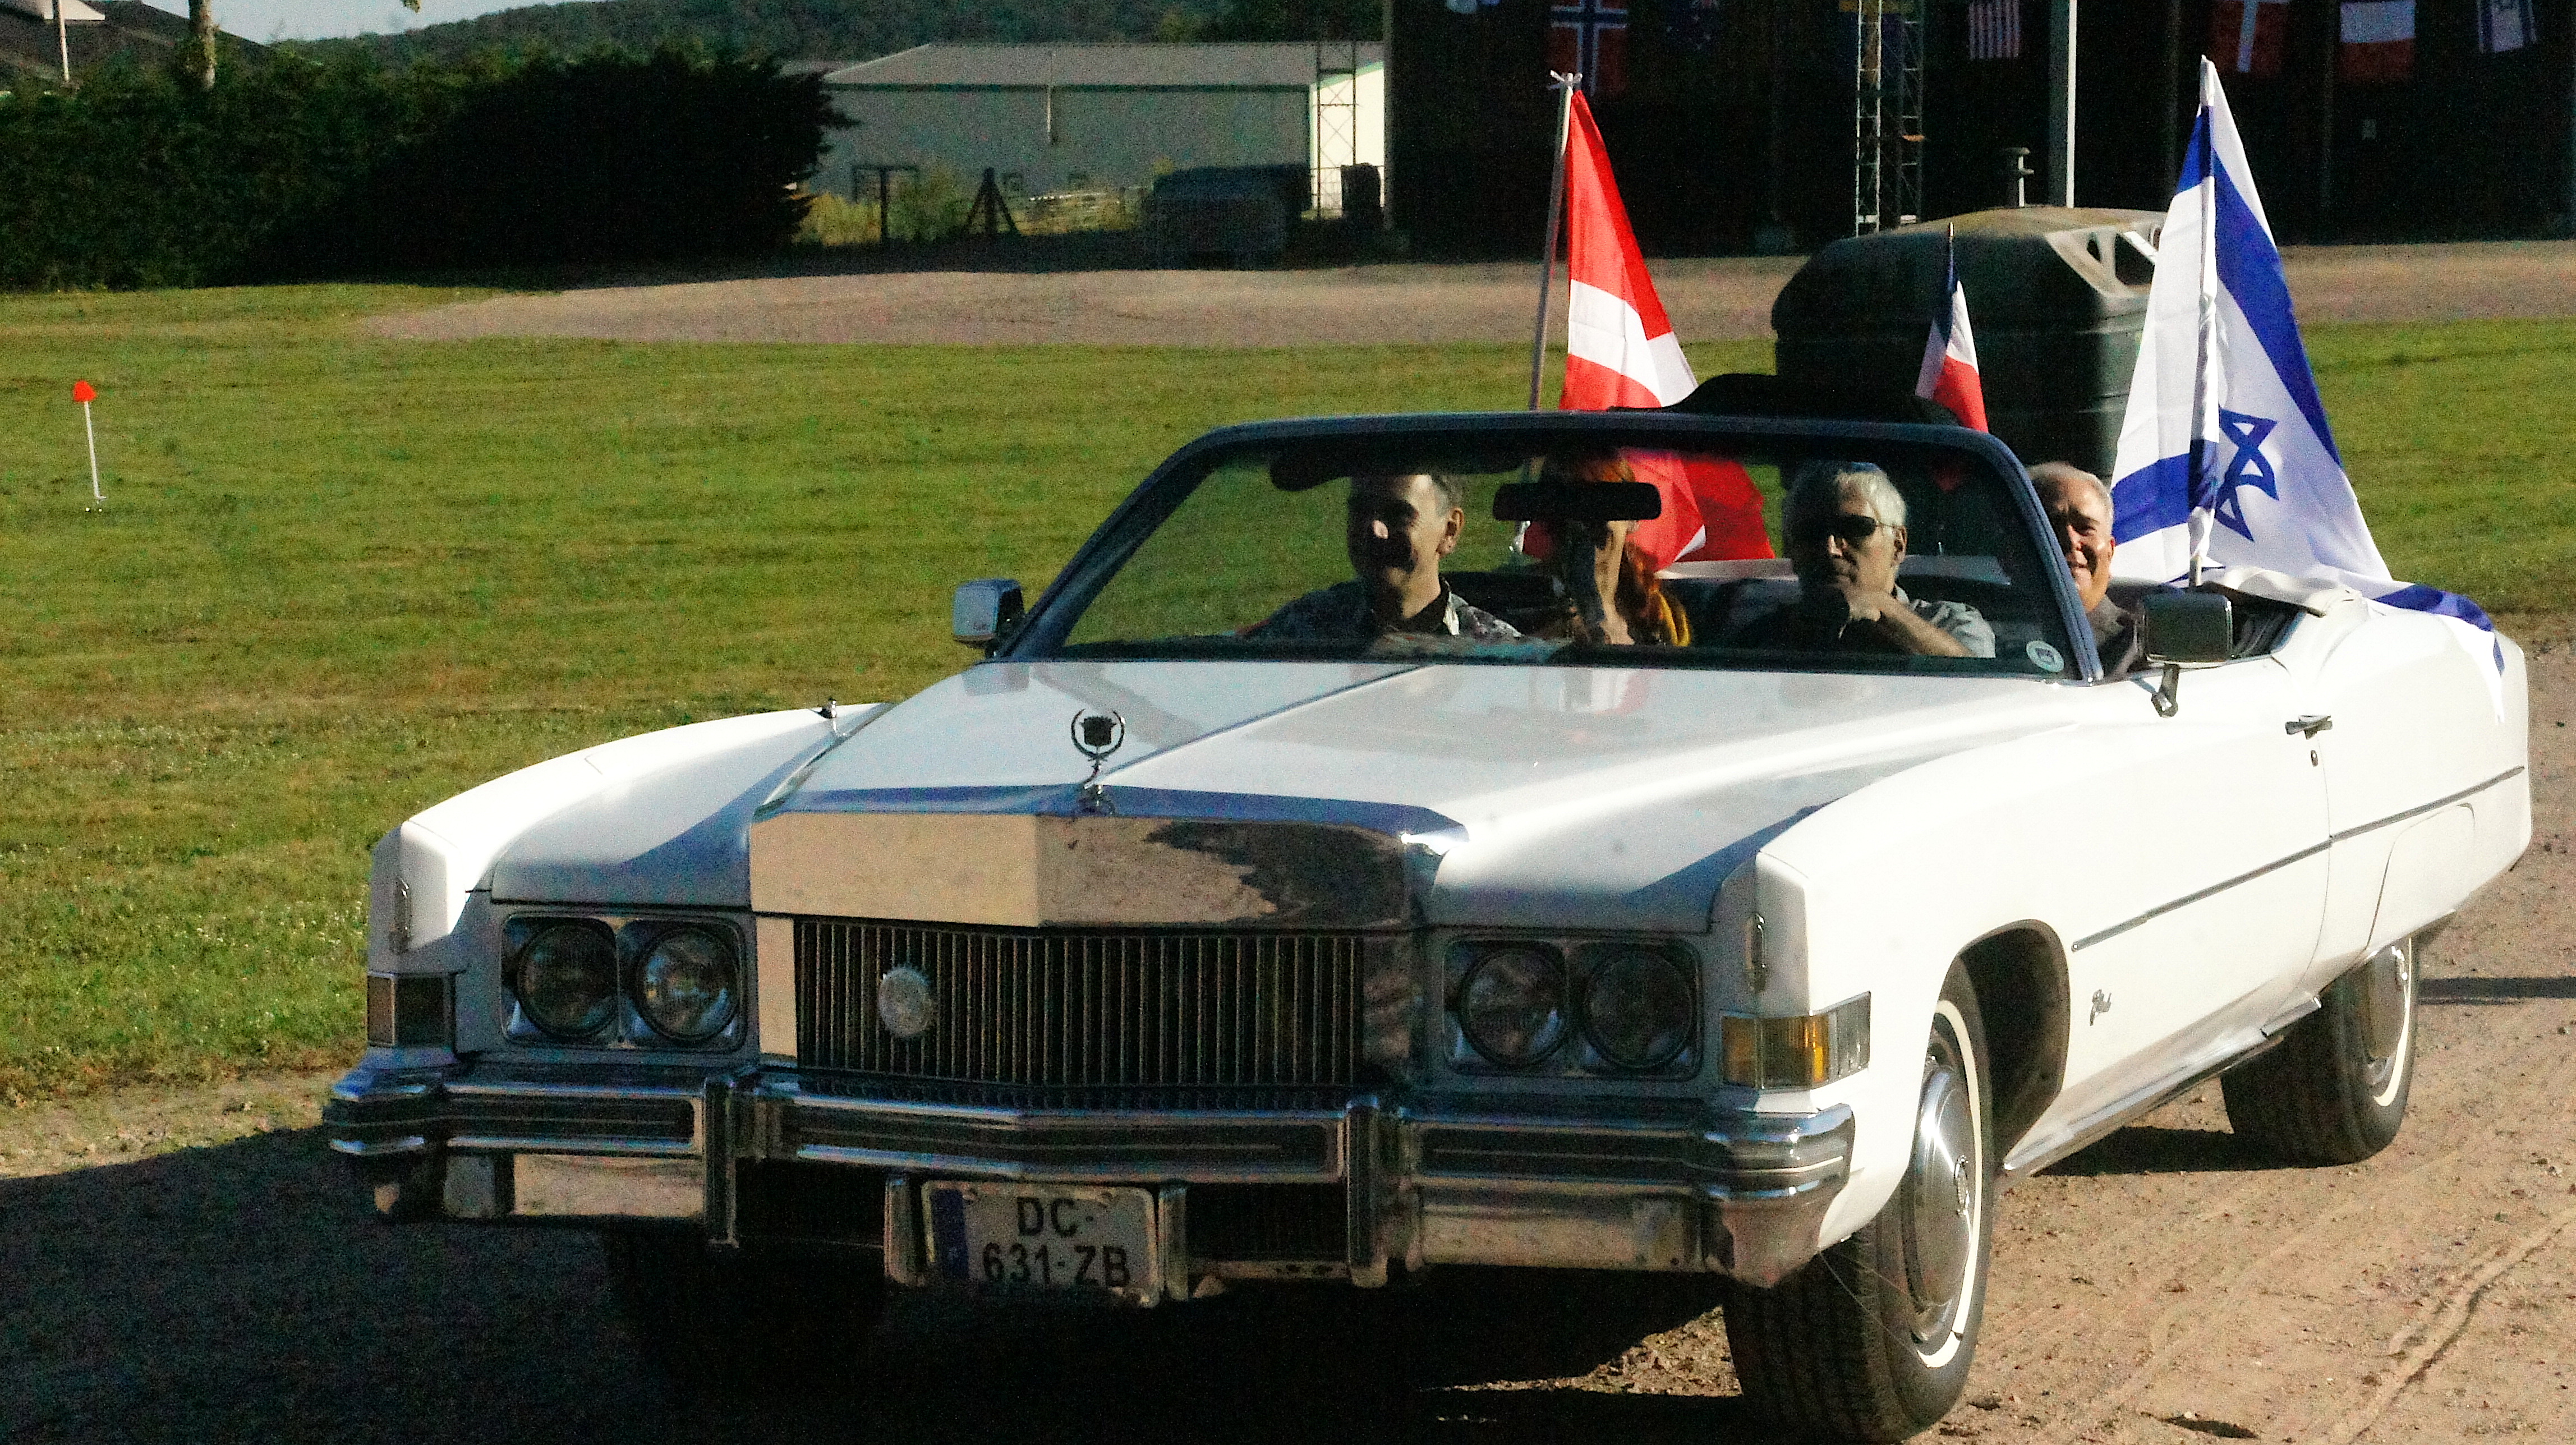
1771, 206, 2162, 478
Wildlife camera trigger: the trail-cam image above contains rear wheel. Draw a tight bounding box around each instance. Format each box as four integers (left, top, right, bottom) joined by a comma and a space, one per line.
1723, 963, 1995, 1442
602, 1230, 886, 1395
2221, 936, 2418, 1165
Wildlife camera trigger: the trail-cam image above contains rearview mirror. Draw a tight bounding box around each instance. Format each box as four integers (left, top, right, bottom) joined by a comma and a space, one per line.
953, 578, 1025, 649
2140, 590, 2232, 665
1492, 481, 1663, 523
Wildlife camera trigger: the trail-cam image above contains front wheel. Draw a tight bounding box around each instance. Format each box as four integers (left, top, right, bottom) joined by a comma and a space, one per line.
2220, 935, 2418, 1165
1722, 961, 1995, 1443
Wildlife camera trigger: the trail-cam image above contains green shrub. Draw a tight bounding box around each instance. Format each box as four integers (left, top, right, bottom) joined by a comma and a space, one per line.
0, 45, 831, 289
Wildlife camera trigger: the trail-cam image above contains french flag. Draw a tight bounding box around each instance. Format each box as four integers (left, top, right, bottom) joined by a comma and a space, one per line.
1556, 91, 1771, 565
1914, 233, 1988, 431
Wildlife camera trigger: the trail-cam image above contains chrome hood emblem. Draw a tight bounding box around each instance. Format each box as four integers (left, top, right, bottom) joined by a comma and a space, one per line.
1071, 708, 1125, 812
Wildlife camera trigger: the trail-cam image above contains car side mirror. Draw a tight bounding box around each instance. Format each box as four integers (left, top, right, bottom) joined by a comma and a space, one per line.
953, 578, 1025, 650
2138, 591, 2232, 718
2141, 591, 2232, 665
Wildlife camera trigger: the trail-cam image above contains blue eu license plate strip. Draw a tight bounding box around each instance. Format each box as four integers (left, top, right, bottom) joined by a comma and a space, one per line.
929, 1183, 972, 1281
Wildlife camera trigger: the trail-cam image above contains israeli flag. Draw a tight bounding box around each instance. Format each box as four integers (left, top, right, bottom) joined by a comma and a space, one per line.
2108, 59, 2500, 670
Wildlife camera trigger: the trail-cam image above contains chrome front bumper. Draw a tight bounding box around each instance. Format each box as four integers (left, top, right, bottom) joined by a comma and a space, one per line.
326, 1061, 1853, 1290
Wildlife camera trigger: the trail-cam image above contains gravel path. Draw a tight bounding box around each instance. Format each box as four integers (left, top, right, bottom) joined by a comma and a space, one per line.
364, 241, 2576, 348
3, 638, 2570, 1444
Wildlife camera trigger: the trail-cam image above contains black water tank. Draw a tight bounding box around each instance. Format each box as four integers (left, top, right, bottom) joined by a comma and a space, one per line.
1772, 206, 2162, 477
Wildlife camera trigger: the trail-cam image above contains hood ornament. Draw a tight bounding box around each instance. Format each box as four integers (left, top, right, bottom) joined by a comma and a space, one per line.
1070, 709, 1125, 813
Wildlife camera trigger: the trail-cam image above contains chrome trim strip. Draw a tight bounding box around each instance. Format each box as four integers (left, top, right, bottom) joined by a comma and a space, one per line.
2069, 842, 2332, 952
2072, 767, 2526, 954
447, 1135, 700, 1158
790, 1143, 1332, 1184
329, 1135, 430, 1158
443, 1080, 705, 1102
2327, 766, 2526, 845
2000, 1031, 2286, 1180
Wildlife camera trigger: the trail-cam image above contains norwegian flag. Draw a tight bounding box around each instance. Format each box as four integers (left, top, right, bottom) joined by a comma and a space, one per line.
1914, 232, 1988, 432
1553, 91, 1770, 565
1548, 0, 1629, 98
2209, 0, 2290, 78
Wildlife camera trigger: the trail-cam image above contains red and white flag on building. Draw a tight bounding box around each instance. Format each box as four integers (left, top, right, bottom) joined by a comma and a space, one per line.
1914, 232, 1988, 432
2208, 0, 2289, 77
1553, 91, 1769, 564
2340, 1, 2415, 82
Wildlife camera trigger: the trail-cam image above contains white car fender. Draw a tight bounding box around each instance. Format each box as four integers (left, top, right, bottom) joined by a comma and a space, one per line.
365, 707, 881, 975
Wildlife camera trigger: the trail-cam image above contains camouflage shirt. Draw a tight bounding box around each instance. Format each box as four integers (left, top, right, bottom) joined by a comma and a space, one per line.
1246, 581, 1522, 642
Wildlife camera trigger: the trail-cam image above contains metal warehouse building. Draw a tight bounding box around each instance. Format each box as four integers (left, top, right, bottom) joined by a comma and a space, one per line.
820, 42, 1386, 210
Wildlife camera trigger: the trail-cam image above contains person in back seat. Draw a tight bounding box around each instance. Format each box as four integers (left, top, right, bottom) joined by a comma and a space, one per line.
1726, 461, 1994, 657
2028, 462, 2145, 678
1521, 454, 1691, 647
1248, 472, 1521, 642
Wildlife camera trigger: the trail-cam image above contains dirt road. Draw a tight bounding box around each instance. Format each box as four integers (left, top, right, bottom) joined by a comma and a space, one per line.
365, 241, 2576, 348
4, 639, 2569, 1444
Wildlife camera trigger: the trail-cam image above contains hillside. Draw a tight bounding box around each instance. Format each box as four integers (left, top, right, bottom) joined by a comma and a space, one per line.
292, 0, 1232, 68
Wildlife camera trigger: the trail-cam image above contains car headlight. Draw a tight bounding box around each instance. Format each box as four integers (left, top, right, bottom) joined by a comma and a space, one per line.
1580, 947, 1696, 1071
1457, 946, 1567, 1066
509, 922, 618, 1039
636, 927, 739, 1043
1721, 993, 1871, 1089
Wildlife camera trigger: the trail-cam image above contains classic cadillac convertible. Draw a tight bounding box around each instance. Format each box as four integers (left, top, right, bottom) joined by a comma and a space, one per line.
329, 408, 2528, 1441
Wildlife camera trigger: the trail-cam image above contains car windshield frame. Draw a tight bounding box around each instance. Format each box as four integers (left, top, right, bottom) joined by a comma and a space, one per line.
995, 411, 2106, 683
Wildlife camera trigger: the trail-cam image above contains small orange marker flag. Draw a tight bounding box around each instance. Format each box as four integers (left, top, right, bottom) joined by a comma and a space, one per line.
71, 379, 101, 504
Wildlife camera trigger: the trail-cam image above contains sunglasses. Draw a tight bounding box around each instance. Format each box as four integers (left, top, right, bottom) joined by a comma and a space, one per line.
1790, 513, 1884, 548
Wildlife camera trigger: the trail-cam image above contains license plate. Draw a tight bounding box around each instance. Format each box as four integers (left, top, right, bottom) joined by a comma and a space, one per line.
924, 1182, 1161, 1303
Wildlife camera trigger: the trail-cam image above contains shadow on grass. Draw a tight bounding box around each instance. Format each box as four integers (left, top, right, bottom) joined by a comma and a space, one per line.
0, 1129, 1782, 1445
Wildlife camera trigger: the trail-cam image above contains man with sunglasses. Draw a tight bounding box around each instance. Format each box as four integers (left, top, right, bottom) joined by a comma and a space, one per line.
1729, 461, 1994, 658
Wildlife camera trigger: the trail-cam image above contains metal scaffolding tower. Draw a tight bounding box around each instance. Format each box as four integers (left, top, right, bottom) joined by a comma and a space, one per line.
1852, 0, 1925, 234
1314, 39, 1363, 215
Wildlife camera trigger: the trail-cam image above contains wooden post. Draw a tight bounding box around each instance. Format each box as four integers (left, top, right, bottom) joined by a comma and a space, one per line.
54, 0, 70, 86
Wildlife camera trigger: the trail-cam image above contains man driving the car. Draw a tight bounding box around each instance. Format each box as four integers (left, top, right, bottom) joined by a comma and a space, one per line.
1728, 461, 1994, 657
1248, 471, 1521, 642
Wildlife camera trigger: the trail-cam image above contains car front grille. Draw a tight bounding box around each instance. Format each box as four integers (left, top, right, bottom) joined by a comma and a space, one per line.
795, 918, 1363, 1089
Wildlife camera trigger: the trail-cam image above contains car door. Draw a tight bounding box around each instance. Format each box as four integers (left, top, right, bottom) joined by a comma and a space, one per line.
2042, 654, 2333, 1130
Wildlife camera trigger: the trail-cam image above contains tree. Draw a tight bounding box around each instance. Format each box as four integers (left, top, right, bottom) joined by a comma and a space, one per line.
183, 0, 423, 89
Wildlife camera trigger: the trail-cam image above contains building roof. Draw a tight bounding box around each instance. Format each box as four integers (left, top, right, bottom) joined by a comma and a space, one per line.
0, 0, 103, 22
0, 2, 258, 86
825, 43, 1383, 91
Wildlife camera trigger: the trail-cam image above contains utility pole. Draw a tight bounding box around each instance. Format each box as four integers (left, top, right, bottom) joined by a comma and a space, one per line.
54, 0, 70, 86
2046, 0, 2076, 206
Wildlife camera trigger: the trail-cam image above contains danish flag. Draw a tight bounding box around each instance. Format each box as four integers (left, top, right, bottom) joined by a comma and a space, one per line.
1553, 91, 1770, 565
1914, 233, 1988, 431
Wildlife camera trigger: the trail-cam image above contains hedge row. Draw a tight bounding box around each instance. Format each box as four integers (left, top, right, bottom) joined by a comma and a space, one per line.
0, 47, 833, 289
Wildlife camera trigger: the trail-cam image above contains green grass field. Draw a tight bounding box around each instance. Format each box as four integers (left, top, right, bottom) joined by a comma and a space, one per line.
1, 286, 2569, 1099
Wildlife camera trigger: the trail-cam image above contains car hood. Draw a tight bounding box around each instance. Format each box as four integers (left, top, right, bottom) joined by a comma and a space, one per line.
758, 660, 2078, 931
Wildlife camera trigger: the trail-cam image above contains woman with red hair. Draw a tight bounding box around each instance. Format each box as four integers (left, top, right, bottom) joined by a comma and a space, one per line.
1528, 453, 1692, 647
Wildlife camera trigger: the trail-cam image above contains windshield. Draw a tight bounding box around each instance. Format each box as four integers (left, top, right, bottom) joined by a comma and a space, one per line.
1020, 425, 2085, 678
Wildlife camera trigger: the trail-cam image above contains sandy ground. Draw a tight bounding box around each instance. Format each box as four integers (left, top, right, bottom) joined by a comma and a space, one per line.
1, 640, 2569, 1443
364, 241, 2576, 348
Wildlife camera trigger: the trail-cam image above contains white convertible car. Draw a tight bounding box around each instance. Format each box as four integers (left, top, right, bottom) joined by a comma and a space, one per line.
329, 407, 2528, 1441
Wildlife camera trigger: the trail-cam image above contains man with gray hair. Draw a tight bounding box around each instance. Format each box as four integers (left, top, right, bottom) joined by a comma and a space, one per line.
1728, 461, 1994, 657
2028, 461, 2145, 677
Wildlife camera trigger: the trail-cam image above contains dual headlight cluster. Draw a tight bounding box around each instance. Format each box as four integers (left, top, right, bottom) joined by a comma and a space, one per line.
1450, 940, 1698, 1074
505, 917, 741, 1047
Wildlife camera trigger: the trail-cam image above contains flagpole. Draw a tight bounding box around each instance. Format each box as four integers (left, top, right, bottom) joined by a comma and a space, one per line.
2186, 62, 2218, 587
1526, 73, 1580, 411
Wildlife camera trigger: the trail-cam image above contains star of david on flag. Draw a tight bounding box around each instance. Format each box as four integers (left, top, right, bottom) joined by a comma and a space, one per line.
2108, 58, 2501, 677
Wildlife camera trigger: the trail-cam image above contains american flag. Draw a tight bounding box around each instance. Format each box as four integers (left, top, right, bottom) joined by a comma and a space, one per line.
2477, 0, 2533, 54
1967, 0, 2020, 61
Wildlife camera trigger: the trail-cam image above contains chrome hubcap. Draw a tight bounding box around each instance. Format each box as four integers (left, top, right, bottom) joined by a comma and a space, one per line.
1902, 1061, 1975, 1338
2359, 940, 2413, 1094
